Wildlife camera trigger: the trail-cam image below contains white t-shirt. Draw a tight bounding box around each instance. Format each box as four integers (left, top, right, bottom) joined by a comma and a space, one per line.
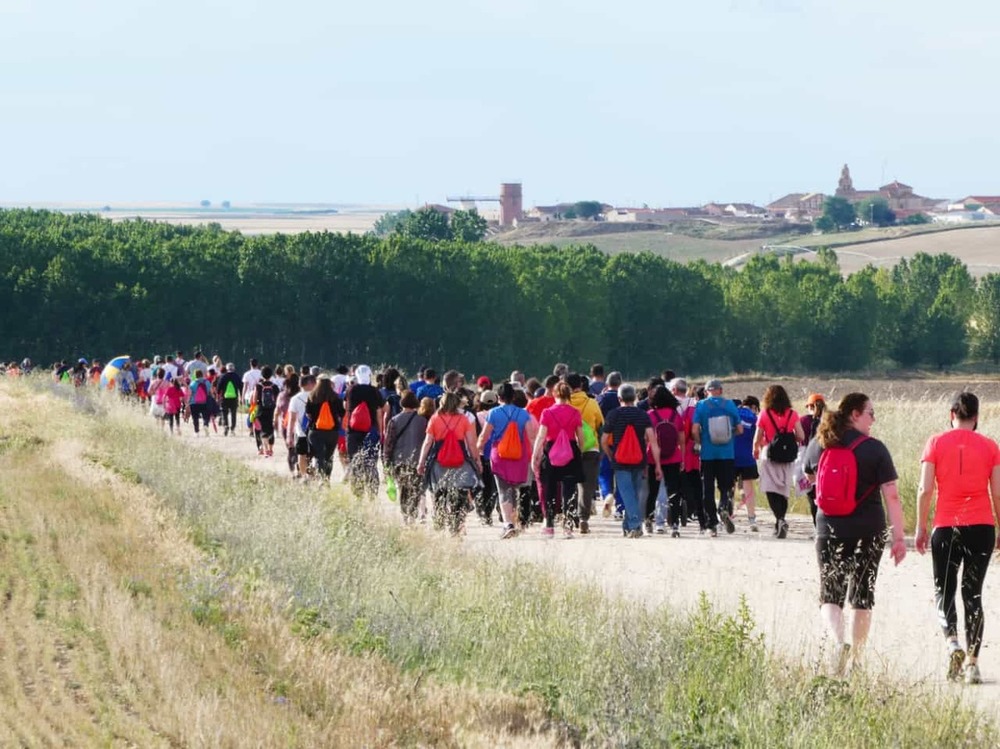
289, 391, 310, 439
242, 368, 262, 401
272, 374, 285, 391
163, 363, 179, 381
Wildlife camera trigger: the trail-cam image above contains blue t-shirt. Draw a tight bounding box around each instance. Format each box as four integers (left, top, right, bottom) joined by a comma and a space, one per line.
693, 396, 741, 461
414, 382, 444, 402
588, 380, 605, 397
734, 407, 757, 468
598, 389, 620, 417
484, 404, 531, 455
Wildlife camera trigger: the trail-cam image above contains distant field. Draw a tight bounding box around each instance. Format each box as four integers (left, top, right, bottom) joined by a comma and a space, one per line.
818, 224, 1000, 276
500, 220, 1000, 275
499, 228, 763, 263
1, 202, 388, 235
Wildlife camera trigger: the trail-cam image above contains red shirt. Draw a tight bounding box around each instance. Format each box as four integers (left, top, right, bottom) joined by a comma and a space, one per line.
757, 409, 800, 443
527, 394, 555, 422
921, 429, 1000, 528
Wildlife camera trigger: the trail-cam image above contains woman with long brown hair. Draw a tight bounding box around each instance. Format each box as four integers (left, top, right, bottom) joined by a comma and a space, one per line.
804, 392, 907, 675
753, 385, 805, 538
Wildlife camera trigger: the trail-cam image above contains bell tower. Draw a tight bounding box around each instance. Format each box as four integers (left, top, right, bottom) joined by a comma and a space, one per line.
835, 164, 856, 198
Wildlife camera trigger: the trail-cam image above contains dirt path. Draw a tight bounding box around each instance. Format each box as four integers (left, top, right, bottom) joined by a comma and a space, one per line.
187, 425, 1000, 719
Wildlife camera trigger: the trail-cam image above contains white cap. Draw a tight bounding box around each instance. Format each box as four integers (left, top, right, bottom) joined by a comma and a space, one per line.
355, 364, 372, 385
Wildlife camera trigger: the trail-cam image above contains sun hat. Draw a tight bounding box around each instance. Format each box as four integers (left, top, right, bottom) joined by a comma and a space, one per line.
354, 364, 373, 385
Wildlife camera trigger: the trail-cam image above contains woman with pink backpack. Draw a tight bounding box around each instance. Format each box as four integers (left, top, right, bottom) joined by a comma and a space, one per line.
148, 367, 168, 429
646, 385, 686, 537
531, 382, 584, 538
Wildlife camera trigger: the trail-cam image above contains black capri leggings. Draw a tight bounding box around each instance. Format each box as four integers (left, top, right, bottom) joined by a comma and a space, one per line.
817, 533, 886, 610
932, 524, 996, 658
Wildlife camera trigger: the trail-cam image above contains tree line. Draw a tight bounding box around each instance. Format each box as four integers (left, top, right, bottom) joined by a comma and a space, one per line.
1, 208, 997, 377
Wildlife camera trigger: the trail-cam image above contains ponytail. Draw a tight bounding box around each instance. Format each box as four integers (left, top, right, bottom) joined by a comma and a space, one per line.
817, 392, 869, 448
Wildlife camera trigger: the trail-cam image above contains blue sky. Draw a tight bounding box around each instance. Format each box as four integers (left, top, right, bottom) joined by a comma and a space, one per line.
2, 0, 997, 208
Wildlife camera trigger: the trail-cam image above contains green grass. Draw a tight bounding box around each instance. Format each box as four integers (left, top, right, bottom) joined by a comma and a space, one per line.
41, 386, 994, 747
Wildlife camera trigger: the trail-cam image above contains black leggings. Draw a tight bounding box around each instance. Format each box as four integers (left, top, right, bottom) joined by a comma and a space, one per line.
932, 525, 996, 657
766, 491, 788, 527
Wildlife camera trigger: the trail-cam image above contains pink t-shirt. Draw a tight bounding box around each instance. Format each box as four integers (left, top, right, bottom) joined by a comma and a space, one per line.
648, 407, 683, 465
678, 400, 700, 472
921, 429, 1000, 528
757, 409, 799, 443
540, 403, 582, 443
162, 386, 184, 414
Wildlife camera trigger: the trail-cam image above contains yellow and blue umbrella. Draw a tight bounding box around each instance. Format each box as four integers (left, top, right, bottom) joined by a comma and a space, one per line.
100, 355, 131, 390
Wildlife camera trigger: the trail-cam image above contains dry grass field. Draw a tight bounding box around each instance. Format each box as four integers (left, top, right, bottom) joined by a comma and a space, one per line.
2, 378, 1000, 746
822, 224, 1000, 276
0, 388, 553, 747
500, 227, 762, 263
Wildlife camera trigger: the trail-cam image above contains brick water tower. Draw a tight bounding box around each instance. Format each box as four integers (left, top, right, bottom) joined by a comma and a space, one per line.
500, 183, 523, 227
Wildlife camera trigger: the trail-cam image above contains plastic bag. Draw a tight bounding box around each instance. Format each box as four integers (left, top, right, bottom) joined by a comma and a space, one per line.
792, 448, 813, 494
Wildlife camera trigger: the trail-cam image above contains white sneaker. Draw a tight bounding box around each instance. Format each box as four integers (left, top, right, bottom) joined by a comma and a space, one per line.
965, 663, 982, 685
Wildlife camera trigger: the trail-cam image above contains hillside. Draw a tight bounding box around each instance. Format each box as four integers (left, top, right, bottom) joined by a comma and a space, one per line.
816, 224, 1000, 276
495, 221, 789, 263
498, 219, 1000, 276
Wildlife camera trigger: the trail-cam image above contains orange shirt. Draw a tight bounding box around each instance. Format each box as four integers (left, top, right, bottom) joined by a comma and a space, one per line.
427, 412, 472, 442
921, 429, 1000, 528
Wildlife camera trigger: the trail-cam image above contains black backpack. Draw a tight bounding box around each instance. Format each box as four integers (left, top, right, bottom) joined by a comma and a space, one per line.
766, 410, 798, 464
259, 382, 277, 410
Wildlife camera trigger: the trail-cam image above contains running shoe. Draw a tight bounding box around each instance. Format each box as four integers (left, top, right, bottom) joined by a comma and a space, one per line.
777, 520, 789, 539
501, 524, 517, 540
542, 527, 555, 538
720, 510, 735, 534
602, 495, 615, 518
709, 527, 718, 538
644, 519, 653, 535
655, 525, 666, 535
563, 520, 574, 539
671, 525, 681, 539
579, 520, 590, 535
948, 645, 967, 681
965, 663, 982, 685
613, 512, 624, 521
749, 517, 759, 533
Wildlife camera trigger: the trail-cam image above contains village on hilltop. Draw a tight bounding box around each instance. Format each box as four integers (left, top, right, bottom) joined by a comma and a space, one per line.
435, 166, 1000, 230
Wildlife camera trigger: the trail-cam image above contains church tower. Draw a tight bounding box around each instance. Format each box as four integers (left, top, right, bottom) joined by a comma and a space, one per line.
835, 164, 856, 198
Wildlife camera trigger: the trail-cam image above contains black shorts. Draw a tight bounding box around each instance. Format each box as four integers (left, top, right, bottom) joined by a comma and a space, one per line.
295, 437, 310, 456
735, 464, 759, 481
816, 533, 886, 610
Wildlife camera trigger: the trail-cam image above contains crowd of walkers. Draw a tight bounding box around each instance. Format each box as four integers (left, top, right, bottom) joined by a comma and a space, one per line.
20, 353, 1000, 684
